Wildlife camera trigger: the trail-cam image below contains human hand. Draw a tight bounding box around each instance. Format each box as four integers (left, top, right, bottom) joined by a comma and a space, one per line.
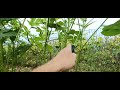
53, 44, 76, 71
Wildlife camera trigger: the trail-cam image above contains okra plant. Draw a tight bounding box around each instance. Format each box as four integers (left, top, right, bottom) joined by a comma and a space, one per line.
1, 18, 120, 72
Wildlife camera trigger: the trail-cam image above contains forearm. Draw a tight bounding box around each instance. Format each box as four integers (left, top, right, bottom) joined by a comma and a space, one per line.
32, 58, 63, 72
32, 44, 76, 72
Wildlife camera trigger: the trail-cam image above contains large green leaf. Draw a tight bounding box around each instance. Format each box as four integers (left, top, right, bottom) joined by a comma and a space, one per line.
15, 44, 32, 56
2, 28, 11, 33
8, 29, 19, 42
101, 20, 120, 36
28, 18, 36, 26
0, 30, 17, 38
28, 18, 43, 26
0, 18, 14, 22
3, 31, 17, 37
0, 18, 17, 26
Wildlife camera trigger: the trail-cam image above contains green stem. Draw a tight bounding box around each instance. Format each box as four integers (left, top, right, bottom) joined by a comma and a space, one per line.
75, 18, 108, 71
0, 23, 4, 71
48, 27, 52, 40
67, 18, 70, 42
81, 18, 108, 50
70, 18, 76, 30
16, 18, 26, 41
75, 18, 85, 71
64, 18, 70, 47
80, 18, 84, 48
0, 39, 3, 70
12, 41, 15, 72
58, 31, 61, 50
74, 19, 81, 45
86, 18, 94, 26
44, 18, 49, 62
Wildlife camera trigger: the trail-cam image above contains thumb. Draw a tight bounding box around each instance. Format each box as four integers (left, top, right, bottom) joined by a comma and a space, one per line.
72, 53, 76, 59
65, 44, 72, 51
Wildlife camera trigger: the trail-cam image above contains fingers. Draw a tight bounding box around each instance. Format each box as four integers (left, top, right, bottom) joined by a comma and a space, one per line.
64, 44, 76, 54
64, 44, 72, 52
67, 44, 72, 49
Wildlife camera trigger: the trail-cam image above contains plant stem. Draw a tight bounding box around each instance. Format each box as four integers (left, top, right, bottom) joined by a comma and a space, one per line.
0, 23, 4, 71
17, 18, 26, 39
0, 39, 3, 71
81, 18, 108, 50
64, 18, 70, 47
12, 41, 15, 72
44, 18, 49, 62
75, 18, 108, 71
70, 18, 76, 30
75, 18, 85, 71
67, 18, 70, 43
58, 31, 61, 50
74, 19, 81, 45
86, 18, 94, 26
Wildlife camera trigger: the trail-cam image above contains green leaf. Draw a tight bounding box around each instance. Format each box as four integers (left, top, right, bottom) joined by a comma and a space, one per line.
73, 36, 77, 41
98, 37, 103, 41
49, 18, 56, 23
68, 35, 73, 39
2, 31, 17, 37
37, 43, 43, 49
57, 27, 65, 30
1, 29, 19, 42
46, 44, 53, 52
35, 18, 42, 24
34, 37, 44, 42
101, 20, 120, 36
80, 18, 87, 22
36, 28, 42, 32
28, 18, 36, 26
34, 37, 40, 41
28, 18, 42, 26
57, 21, 64, 26
2, 28, 11, 33
74, 31, 79, 35
15, 44, 32, 56
48, 23, 61, 28
0, 18, 14, 22
10, 36, 16, 42
68, 30, 75, 34
47, 23, 53, 28
67, 30, 79, 36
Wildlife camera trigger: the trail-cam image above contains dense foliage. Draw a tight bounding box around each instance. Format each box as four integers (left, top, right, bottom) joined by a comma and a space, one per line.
0, 18, 120, 72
